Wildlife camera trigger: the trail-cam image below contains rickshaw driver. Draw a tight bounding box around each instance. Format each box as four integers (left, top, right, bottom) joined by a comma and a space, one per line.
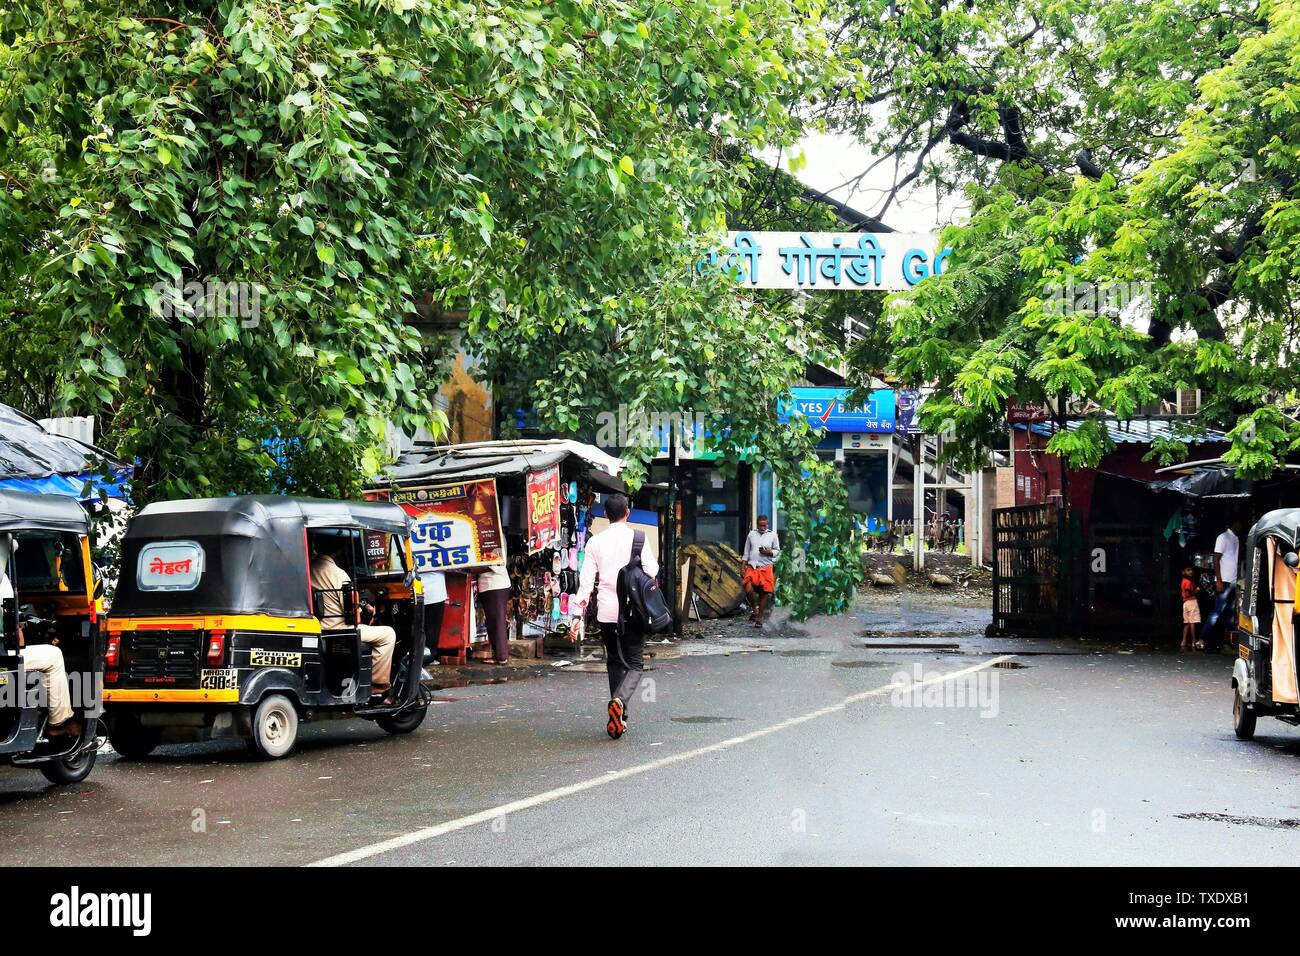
0, 536, 80, 737
309, 538, 396, 702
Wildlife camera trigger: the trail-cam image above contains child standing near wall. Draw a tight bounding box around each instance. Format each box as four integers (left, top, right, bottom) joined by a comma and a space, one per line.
1180, 568, 1202, 650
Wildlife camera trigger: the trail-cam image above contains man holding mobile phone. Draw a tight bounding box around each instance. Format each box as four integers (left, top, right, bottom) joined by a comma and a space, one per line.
743, 515, 780, 628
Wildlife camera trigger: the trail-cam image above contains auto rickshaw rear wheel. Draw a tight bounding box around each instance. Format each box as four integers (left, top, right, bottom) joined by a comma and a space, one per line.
40, 748, 97, 785
250, 693, 299, 759
108, 714, 159, 760
377, 703, 428, 736
1233, 687, 1257, 740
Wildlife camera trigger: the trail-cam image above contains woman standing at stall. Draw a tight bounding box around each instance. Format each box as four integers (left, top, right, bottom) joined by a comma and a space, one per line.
476, 541, 511, 665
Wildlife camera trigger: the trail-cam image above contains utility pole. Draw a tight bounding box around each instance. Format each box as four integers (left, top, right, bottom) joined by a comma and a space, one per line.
1055, 389, 1073, 633
913, 433, 925, 572
1056, 390, 1070, 508
665, 426, 682, 636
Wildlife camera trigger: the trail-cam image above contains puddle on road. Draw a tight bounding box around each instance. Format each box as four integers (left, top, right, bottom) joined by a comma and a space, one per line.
775, 649, 831, 658
863, 629, 973, 640
831, 660, 891, 669
1175, 812, 1300, 830
863, 647, 967, 655
671, 716, 740, 724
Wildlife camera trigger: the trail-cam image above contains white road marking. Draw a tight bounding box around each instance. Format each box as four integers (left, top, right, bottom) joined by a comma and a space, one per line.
307, 654, 1015, 867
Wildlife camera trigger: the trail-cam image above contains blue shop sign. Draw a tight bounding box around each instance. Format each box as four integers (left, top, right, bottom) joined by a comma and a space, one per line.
778, 388, 897, 433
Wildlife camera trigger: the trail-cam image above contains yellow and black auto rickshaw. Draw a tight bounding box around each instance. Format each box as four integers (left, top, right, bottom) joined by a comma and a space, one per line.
0, 490, 104, 784
1232, 509, 1300, 740
103, 496, 428, 759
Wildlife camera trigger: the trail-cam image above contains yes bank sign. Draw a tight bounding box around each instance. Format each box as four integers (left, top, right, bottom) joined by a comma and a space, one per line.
699, 231, 951, 291
778, 388, 898, 433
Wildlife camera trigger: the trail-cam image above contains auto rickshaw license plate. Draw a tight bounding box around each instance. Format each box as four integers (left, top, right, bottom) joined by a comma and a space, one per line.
199, 669, 239, 691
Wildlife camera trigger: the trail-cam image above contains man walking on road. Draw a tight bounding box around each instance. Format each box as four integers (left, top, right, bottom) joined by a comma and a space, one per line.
574, 493, 658, 739
743, 514, 780, 627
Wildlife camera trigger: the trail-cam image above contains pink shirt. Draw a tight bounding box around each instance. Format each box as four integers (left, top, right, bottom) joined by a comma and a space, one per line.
575, 522, 659, 624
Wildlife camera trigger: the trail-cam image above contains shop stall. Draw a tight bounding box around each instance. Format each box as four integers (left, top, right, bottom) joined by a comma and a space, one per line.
368, 440, 629, 661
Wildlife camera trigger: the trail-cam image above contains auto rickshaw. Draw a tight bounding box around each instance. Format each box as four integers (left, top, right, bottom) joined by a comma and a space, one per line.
103, 496, 428, 759
1231, 509, 1300, 739
0, 490, 103, 784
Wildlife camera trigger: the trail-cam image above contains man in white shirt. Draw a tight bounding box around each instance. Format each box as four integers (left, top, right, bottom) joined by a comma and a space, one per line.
0, 535, 79, 736
574, 493, 658, 739
742, 515, 781, 627
1214, 518, 1242, 593
310, 540, 396, 700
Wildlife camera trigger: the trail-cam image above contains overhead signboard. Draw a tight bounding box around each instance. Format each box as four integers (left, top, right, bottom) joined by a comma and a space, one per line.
1007, 399, 1054, 424
778, 388, 898, 433
371, 480, 504, 570
699, 231, 951, 291
895, 388, 923, 434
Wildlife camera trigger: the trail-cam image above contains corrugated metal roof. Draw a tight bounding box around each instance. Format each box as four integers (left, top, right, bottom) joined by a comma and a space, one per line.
1022, 419, 1228, 444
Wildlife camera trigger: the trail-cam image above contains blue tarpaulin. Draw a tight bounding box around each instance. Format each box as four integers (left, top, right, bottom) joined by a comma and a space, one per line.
0, 404, 130, 501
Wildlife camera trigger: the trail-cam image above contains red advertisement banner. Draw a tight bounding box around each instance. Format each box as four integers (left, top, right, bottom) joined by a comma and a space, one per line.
526, 465, 561, 554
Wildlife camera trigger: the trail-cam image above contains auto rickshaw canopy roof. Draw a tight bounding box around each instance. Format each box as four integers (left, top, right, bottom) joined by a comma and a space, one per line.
1248, 509, 1300, 551
0, 490, 89, 536
1242, 509, 1300, 616
125, 495, 410, 539
112, 496, 410, 619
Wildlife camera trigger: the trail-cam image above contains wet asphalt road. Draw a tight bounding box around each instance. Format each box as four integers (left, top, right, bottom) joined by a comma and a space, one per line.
2, 596, 1298, 866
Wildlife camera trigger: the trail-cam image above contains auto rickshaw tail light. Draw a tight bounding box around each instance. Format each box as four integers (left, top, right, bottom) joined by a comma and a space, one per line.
206, 630, 227, 666
105, 633, 121, 669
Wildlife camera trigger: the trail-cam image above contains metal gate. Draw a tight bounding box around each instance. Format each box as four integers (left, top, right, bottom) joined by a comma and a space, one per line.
992, 504, 1065, 638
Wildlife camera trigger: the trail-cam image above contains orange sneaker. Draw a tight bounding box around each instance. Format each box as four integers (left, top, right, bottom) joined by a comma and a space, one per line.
606, 698, 626, 739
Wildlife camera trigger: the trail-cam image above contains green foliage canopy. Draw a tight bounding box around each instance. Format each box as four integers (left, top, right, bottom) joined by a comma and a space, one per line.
830, 0, 1300, 475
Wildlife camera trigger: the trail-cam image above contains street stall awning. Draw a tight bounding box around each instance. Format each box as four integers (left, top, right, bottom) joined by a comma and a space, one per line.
1086, 462, 1256, 498
383, 439, 627, 491
1150, 464, 1255, 498
1151, 455, 1300, 499
0, 403, 130, 500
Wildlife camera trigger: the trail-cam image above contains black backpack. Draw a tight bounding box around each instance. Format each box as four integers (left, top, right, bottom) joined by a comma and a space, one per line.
616, 530, 672, 635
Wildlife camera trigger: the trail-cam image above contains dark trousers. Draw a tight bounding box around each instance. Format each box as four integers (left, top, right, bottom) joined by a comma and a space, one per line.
1199, 584, 1236, 650
480, 587, 510, 661
601, 621, 645, 715
423, 600, 445, 662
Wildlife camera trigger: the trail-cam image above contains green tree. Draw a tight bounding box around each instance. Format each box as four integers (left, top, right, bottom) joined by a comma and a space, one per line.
827, 0, 1300, 475
2, 0, 860, 616
1, 0, 462, 498
405, 1, 862, 616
